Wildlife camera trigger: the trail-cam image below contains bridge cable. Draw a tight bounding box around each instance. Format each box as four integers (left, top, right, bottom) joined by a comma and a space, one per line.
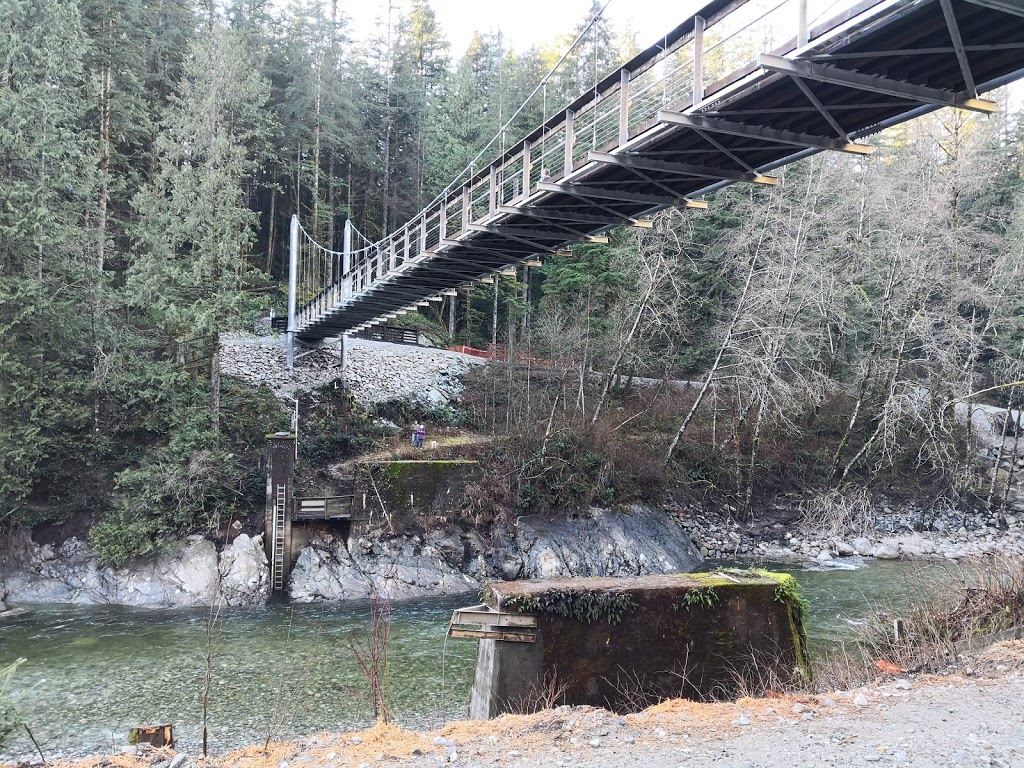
593, 16, 599, 149
408, 0, 615, 226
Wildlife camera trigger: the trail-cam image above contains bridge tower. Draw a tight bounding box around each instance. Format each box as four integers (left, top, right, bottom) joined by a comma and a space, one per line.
286, 215, 353, 372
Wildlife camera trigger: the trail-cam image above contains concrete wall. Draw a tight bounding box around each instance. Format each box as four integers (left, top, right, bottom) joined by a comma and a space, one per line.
351, 460, 481, 532
470, 571, 809, 718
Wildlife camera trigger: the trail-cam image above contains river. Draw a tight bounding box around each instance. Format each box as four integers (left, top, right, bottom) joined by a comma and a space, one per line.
0, 558, 961, 760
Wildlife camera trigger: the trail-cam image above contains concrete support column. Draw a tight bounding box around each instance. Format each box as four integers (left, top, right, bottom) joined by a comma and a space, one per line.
469, 637, 543, 720
265, 433, 296, 593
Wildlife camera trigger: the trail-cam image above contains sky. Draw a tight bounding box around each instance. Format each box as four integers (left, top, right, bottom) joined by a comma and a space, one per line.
343, 0, 704, 56
339, 0, 1021, 109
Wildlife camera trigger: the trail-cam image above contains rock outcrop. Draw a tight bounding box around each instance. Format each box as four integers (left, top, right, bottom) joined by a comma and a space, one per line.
493, 505, 703, 581
288, 528, 484, 602
218, 533, 271, 605
287, 504, 703, 602
0, 532, 269, 608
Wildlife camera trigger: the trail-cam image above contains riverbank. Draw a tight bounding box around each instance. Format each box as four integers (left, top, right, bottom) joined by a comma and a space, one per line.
34, 641, 1024, 768
0, 559, 1013, 764
0, 504, 702, 607
672, 496, 1024, 564
3, 497, 1023, 609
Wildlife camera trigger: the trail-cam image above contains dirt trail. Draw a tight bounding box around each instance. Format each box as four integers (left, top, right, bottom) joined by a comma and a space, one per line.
329, 433, 491, 476
47, 643, 1024, 768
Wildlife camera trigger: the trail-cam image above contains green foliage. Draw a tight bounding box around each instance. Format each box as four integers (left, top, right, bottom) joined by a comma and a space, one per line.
371, 399, 468, 429
0, 0, 95, 505
90, 379, 287, 564
517, 434, 607, 515
389, 311, 451, 346
128, 22, 272, 343
770, 577, 809, 617
508, 590, 637, 625
89, 513, 165, 565
680, 586, 720, 611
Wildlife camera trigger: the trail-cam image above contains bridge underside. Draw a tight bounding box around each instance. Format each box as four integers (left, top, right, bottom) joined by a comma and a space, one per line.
297, 0, 1024, 341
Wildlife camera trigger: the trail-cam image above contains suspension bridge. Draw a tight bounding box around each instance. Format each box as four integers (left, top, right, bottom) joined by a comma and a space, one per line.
284, 0, 1024, 366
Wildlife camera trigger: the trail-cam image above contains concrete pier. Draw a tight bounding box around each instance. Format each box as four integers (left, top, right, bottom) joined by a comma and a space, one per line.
457, 571, 809, 718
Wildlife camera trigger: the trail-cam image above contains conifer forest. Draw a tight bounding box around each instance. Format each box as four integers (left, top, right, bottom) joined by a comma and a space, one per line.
3, 0, 1024, 562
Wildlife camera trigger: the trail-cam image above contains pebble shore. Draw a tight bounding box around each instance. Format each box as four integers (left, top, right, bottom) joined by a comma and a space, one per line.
671, 500, 1024, 565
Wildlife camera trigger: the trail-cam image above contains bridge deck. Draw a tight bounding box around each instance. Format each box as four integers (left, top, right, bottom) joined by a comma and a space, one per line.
294, 0, 1024, 342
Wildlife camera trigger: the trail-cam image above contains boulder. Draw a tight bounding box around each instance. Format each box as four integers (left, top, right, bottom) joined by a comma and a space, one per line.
219, 534, 270, 606
852, 537, 874, 557
872, 541, 901, 560
832, 540, 856, 557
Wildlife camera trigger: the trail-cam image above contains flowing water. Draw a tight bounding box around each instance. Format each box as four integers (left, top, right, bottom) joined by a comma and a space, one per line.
0, 558, 961, 759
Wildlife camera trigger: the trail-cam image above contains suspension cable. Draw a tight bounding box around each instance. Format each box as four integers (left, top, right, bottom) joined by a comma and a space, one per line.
412, 0, 614, 221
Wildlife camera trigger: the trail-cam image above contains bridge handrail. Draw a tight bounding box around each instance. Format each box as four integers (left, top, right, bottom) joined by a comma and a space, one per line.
294, 0, 899, 328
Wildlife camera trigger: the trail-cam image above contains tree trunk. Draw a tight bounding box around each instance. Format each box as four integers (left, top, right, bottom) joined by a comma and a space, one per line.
492, 280, 499, 349
521, 267, 530, 338
828, 241, 904, 484
590, 288, 651, 425
267, 184, 277, 275
210, 333, 221, 435
664, 243, 761, 465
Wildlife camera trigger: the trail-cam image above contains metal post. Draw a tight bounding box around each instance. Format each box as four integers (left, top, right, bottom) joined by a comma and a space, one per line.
521, 140, 532, 202
619, 69, 630, 147
342, 219, 352, 273
694, 16, 705, 103
798, 0, 808, 47
462, 186, 470, 233
564, 109, 576, 177
342, 219, 352, 299
489, 166, 498, 215
286, 215, 299, 371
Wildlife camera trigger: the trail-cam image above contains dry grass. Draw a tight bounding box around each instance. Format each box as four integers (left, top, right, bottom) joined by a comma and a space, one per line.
799, 487, 876, 540
812, 558, 1024, 690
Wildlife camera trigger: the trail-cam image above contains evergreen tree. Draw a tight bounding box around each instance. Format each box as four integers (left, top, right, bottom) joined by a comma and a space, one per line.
129, 18, 273, 430
0, 0, 96, 507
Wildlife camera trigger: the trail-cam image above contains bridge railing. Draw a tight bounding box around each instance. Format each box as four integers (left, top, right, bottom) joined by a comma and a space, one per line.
293, 0, 880, 333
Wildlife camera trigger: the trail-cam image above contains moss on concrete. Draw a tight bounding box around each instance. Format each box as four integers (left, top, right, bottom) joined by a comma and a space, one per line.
486, 571, 811, 711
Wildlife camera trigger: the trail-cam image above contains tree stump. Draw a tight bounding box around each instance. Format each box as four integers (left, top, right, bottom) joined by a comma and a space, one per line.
129, 724, 173, 748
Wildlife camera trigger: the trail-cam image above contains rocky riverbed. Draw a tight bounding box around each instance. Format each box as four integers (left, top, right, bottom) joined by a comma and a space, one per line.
5, 496, 1024, 609
0, 505, 703, 608
33, 642, 1024, 768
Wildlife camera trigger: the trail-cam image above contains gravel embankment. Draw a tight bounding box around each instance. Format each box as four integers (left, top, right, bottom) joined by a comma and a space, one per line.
220, 333, 483, 406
